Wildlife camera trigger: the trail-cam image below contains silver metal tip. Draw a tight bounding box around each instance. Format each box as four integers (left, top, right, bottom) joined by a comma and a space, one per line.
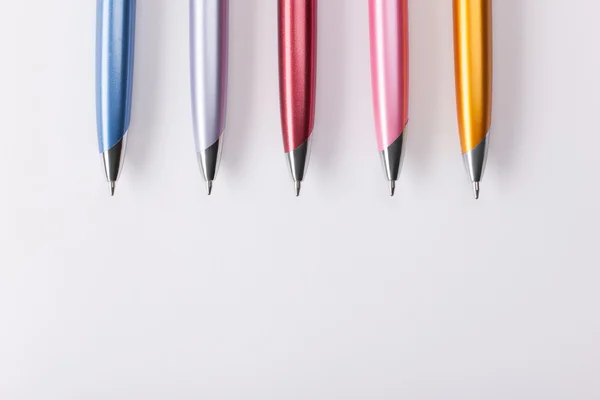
206, 181, 213, 195
472, 181, 480, 199
295, 181, 301, 197
389, 181, 396, 196
109, 181, 116, 196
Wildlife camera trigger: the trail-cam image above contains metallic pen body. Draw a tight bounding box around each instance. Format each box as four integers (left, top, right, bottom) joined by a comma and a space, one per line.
95, 0, 136, 195
368, 0, 409, 196
278, 0, 317, 196
453, 0, 492, 199
190, 0, 229, 194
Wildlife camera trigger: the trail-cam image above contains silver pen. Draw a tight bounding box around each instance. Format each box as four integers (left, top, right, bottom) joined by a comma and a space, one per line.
190, 0, 229, 195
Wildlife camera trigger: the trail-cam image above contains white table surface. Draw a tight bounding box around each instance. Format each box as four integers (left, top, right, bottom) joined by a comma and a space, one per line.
3, 0, 600, 398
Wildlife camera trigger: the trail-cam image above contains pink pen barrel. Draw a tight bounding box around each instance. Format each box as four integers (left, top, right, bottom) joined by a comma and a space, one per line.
369, 0, 409, 151
368, 0, 409, 194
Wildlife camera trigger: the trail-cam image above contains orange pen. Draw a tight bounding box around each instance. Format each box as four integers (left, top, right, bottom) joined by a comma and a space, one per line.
453, 0, 492, 199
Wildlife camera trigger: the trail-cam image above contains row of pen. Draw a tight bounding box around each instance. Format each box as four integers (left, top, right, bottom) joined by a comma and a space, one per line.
96, 0, 491, 199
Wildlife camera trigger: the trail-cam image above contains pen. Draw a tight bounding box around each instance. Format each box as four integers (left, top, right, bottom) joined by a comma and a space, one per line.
96, 0, 136, 196
278, 0, 317, 196
453, 0, 492, 199
190, 0, 229, 195
368, 0, 409, 196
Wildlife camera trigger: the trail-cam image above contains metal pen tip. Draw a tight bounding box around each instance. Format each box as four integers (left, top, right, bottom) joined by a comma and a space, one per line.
109, 181, 116, 197
295, 181, 301, 197
472, 181, 480, 200
389, 181, 396, 197
206, 180, 213, 195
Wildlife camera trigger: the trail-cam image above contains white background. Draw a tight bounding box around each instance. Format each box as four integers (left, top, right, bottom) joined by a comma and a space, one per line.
3, 0, 600, 398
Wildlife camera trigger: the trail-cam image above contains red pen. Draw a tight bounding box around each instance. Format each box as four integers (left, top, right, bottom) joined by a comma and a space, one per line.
278, 0, 317, 196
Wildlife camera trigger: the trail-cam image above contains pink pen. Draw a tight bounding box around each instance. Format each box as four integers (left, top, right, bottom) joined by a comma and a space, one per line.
368, 0, 409, 196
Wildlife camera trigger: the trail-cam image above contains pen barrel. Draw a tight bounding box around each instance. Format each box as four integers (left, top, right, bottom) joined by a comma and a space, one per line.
95, 0, 136, 153
368, 0, 409, 153
453, 0, 492, 154
278, 0, 317, 153
190, 0, 229, 153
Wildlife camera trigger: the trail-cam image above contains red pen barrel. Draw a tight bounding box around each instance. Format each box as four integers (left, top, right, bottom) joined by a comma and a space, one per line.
278, 0, 317, 153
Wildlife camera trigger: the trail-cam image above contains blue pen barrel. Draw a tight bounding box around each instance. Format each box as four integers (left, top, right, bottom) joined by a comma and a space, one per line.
95, 0, 136, 153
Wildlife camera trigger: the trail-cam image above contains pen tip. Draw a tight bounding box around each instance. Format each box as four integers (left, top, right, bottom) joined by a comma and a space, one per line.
109, 181, 116, 197
206, 180, 213, 195
389, 181, 396, 197
472, 181, 480, 200
295, 181, 301, 197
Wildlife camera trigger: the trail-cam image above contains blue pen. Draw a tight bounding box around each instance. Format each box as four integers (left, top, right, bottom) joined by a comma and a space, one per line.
95, 0, 136, 196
